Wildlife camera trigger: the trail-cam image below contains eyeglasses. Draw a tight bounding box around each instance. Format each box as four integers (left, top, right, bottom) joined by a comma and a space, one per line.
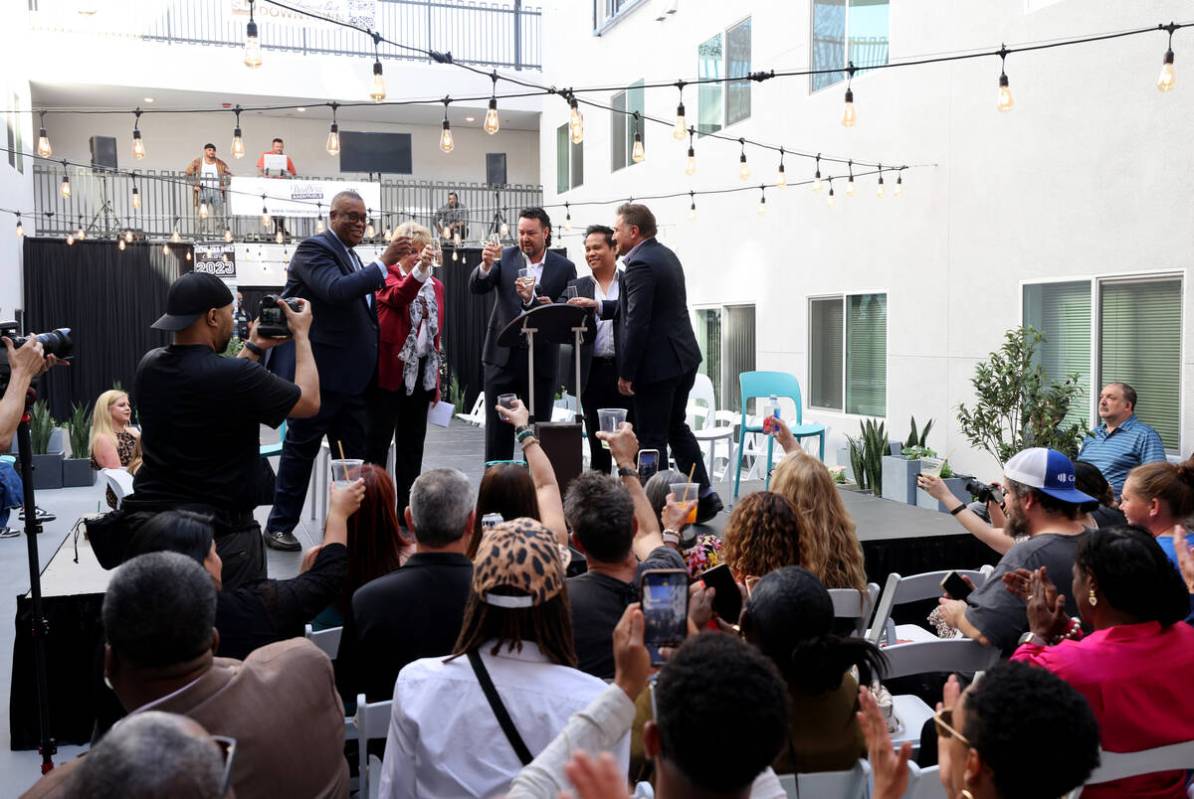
211, 735, 237, 796
333, 212, 368, 223
932, 708, 970, 747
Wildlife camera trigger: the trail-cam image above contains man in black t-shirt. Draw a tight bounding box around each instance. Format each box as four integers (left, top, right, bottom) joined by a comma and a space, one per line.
130, 272, 320, 589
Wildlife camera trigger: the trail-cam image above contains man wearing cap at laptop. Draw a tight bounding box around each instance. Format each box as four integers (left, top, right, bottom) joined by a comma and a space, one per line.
936, 447, 1095, 655
127, 272, 320, 589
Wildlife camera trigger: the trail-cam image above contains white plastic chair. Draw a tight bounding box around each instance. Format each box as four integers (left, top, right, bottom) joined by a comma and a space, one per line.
828, 583, 880, 638
100, 468, 135, 508
354, 694, 394, 799
304, 624, 342, 660
694, 409, 738, 482
778, 759, 872, 798
1067, 739, 1194, 798
455, 392, 486, 426
902, 763, 947, 799
867, 568, 993, 646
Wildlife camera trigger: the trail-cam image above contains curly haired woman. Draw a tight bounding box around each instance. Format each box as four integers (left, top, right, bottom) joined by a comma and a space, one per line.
722, 491, 804, 589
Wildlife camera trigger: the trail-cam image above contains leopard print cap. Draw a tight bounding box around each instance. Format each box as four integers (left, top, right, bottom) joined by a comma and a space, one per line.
472, 517, 565, 608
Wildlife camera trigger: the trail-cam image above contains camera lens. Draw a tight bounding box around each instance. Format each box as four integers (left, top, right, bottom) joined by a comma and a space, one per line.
35, 328, 72, 359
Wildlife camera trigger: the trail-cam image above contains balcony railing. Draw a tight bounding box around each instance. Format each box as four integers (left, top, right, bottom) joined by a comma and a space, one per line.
29, 0, 542, 71
31, 164, 543, 243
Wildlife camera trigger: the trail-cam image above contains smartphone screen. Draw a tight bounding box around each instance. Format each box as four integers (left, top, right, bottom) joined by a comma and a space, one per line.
641, 569, 689, 664
699, 563, 742, 624
940, 571, 973, 601
637, 449, 659, 481
259, 306, 283, 324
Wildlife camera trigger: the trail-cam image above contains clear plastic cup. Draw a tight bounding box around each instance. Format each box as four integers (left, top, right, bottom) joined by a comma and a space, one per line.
497, 393, 518, 409
597, 408, 628, 450
669, 482, 700, 524
920, 457, 945, 478
330, 458, 364, 488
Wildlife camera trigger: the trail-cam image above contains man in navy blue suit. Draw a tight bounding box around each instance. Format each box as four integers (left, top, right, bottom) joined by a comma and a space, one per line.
263, 190, 412, 550
469, 208, 577, 462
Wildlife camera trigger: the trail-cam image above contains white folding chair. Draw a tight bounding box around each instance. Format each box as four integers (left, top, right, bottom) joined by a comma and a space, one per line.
902, 763, 947, 799
778, 759, 872, 798
867, 568, 992, 646
828, 583, 880, 638
1067, 739, 1194, 798
100, 468, 135, 508
694, 409, 738, 481
355, 694, 394, 799
304, 624, 342, 660
455, 392, 486, 426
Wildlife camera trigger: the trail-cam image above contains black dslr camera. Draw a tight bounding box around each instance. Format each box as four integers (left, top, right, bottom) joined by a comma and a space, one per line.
965, 478, 1004, 506
256, 295, 302, 339
0, 322, 73, 390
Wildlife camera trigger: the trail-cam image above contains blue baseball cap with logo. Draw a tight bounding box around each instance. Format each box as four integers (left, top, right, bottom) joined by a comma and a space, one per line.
1003, 448, 1096, 505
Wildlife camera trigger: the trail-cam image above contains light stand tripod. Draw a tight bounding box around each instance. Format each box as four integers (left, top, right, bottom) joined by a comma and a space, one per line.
84, 171, 127, 239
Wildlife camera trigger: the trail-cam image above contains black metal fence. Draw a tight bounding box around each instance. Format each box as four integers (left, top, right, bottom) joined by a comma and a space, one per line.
32, 164, 542, 243
30, 0, 542, 70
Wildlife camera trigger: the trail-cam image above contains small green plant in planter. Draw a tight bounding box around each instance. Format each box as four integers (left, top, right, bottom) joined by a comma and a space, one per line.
901, 445, 938, 461
940, 460, 955, 479
29, 400, 54, 455
846, 418, 886, 496
63, 402, 96, 487
904, 417, 934, 450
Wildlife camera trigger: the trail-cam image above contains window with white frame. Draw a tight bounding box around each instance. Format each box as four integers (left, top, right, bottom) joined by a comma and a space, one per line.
696, 18, 752, 136
610, 81, 645, 172
696, 305, 755, 412
593, 0, 647, 33
555, 124, 583, 193
809, 293, 887, 416
1025, 276, 1183, 451
810, 0, 890, 93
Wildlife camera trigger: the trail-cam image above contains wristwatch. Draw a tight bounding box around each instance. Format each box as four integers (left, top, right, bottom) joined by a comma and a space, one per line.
617, 464, 637, 478
662, 528, 681, 547
1017, 631, 1048, 647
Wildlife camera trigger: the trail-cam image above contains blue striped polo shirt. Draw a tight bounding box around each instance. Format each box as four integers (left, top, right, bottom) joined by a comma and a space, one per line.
1077, 414, 1167, 494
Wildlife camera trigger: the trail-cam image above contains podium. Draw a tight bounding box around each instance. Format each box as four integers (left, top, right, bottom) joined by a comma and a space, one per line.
497, 303, 592, 492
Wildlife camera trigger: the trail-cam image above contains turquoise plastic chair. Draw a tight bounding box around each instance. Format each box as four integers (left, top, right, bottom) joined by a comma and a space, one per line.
260, 420, 286, 458
732, 371, 827, 499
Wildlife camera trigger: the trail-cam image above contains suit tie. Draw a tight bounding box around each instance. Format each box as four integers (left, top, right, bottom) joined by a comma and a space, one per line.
346, 246, 374, 309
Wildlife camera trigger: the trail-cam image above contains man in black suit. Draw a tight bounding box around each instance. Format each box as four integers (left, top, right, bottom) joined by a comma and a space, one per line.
567, 224, 631, 473
264, 190, 411, 550
469, 207, 577, 462
611, 203, 723, 522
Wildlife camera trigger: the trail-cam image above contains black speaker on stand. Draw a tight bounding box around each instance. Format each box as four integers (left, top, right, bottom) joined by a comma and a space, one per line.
89, 136, 118, 170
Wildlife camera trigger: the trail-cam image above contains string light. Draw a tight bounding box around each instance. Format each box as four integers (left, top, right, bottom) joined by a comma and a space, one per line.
260, 196, 271, 229
326, 102, 341, 156
738, 139, 750, 181
66, 232, 74, 246
199, 201, 209, 220
895, 172, 904, 197
484, 73, 501, 135
776, 148, 787, 189
812, 154, 823, 192
563, 203, 572, 233
186, 250, 192, 261
275, 230, 284, 244
672, 82, 687, 140
59, 163, 70, 199
568, 93, 584, 144
841, 63, 857, 127
757, 186, 767, 216
631, 113, 645, 163
224, 226, 233, 242
162, 242, 170, 255
876, 165, 886, 198
244, 0, 262, 68
170, 218, 181, 242
131, 182, 141, 210
452, 249, 459, 262
846, 160, 856, 196
76, 216, 85, 239
499, 221, 510, 237
369, 32, 386, 102
1158, 23, 1177, 91
826, 179, 836, 207
439, 98, 455, 153
685, 128, 696, 176
315, 203, 325, 234
997, 46, 1014, 112
118, 237, 126, 251
14, 213, 23, 238
125, 229, 134, 243
365, 216, 376, 238
36, 112, 52, 159
131, 109, 146, 160
688, 191, 696, 220
453, 231, 462, 247
231, 106, 246, 159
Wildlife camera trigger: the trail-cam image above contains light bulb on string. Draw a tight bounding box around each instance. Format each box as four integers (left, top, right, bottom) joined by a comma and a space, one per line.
125, 229, 134, 243
841, 63, 857, 127
439, 98, 455, 153
685, 129, 696, 176
894, 171, 904, 197
66, 233, 74, 246
131, 109, 146, 160
315, 203, 325, 234
688, 192, 696, 220
1158, 23, 1177, 91
186, 250, 192, 262
315, 218, 325, 234
484, 73, 501, 135
672, 83, 687, 140
326, 103, 341, 156
757, 186, 767, 216
499, 221, 509, 237
631, 113, 645, 163
776, 148, 787, 188
846, 160, 856, 196
369, 32, 386, 102
76, 216, 86, 239
162, 242, 170, 256
231, 106, 246, 159
118, 237, 126, 252
14, 214, 23, 238
36, 112, 52, 158
275, 230, 284, 244
244, 0, 262, 68
131, 182, 141, 210
563, 203, 572, 233
876, 166, 886, 198
568, 93, 584, 144
452, 249, 459, 262
199, 201, 209, 220
261, 203, 271, 229
223, 226, 233, 243
365, 216, 376, 239
738, 139, 750, 182
453, 231, 462, 248
170, 220, 181, 243
996, 46, 1014, 112
826, 180, 836, 207
60, 166, 71, 199
812, 154, 823, 192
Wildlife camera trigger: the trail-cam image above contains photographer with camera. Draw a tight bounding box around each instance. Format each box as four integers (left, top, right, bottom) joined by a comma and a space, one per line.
126, 272, 319, 590
0, 334, 56, 451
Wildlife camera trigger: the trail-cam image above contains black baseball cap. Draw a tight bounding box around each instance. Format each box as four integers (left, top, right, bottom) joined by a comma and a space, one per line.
151, 272, 233, 331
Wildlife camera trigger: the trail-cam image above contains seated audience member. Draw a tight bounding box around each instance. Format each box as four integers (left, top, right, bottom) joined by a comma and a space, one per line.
723, 491, 803, 589
1117, 457, 1194, 568
378, 518, 624, 799
509, 617, 791, 799
1078, 382, 1166, 497
1074, 460, 1126, 528
106, 553, 346, 798
935, 448, 1092, 654
566, 430, 689, 677
468, 399, 567, 557
125, 480, 361, 660
645, 468, 721, 577
860, 662, 1100, 799
740, 566, 884, 774
1009, 526, 1194, 798
770, 447, 868, 591
312, 464, 411, 630
337, 467, 474, 704
89, 389, 140, 510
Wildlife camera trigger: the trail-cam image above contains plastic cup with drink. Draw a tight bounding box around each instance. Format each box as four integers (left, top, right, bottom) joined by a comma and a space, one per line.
920, 457, 945, 478
597, 407, 628, 450
670, 482, 700, 525
330, 458, 364, 488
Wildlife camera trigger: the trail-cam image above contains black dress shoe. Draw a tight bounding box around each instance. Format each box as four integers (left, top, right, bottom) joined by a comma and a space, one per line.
695, 491, 724, 524
264, 530, 302, 551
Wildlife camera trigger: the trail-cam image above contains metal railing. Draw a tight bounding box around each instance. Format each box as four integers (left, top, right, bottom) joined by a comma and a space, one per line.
29, 0, 542, 71
31, 164, 543, 243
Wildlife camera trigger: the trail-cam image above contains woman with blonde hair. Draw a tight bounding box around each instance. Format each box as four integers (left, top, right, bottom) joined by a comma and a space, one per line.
90, 388, 139, 509
365, 221, 445, 520
1118, 455, 1194, 567
770, 450, 868, 591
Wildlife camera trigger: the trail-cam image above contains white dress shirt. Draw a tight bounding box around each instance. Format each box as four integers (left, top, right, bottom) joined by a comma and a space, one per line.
329, 231, 386, 309
378, 641, 627, 799
592, 274, 619, 358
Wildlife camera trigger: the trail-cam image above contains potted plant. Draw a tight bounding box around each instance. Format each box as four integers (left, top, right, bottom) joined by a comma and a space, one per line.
881, 417, 934, 504
29, 400, 65, 491
62, 402, 95, 488
845, 418, 886, 496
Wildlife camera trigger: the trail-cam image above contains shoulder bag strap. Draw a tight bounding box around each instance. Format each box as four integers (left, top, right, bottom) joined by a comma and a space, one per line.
466, 650, 534, 766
